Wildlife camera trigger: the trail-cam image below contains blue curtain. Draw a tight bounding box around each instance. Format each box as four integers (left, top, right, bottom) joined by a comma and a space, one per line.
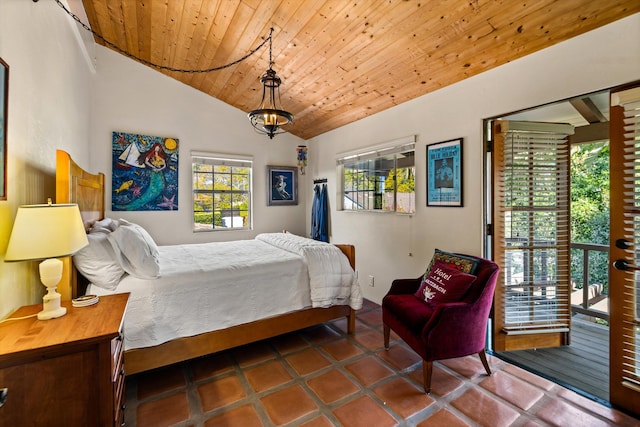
311, 183, 328, 242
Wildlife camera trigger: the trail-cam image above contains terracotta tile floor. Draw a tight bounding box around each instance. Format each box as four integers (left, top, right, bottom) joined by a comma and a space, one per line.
124, 300, 640, 427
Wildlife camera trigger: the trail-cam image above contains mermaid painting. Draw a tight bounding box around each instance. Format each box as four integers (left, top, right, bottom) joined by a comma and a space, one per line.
112, 132, 179, 211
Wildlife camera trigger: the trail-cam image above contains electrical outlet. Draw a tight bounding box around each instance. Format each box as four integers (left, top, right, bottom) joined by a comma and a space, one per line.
368, 275, 375, 287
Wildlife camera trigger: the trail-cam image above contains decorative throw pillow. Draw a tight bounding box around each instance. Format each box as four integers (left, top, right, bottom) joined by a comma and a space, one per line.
415, 259, 477, 305
107, 219, 161, 279
425, 248, 481, 276
73, 231, 126, 290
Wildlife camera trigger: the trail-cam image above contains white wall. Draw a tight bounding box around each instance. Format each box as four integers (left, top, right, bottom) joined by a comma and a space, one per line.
0, 0, 93, 317
89, 47, 309, 245
308, 13, 640, 305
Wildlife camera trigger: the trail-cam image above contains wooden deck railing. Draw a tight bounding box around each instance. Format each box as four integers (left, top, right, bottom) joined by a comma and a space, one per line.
571, 242, 609, 322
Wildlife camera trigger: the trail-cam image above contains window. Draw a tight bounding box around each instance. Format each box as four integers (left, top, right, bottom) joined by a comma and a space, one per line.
491, 120, 574, 351
192, 152, 252, 231
337, 136, 415, 213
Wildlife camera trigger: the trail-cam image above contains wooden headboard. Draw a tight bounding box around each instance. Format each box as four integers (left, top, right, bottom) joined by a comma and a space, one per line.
55, 150, 105, 300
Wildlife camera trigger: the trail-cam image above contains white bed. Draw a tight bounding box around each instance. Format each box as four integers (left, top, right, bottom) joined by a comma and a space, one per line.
85, 232, 362, 352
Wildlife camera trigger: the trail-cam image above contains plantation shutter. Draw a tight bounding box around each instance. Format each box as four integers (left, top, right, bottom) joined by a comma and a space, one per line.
609, 85, 640, 413
492, 120, 574, 352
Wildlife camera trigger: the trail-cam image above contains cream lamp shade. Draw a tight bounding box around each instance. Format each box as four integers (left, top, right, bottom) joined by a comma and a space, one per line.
5, 203, 88, 261
5, 202, 89, 320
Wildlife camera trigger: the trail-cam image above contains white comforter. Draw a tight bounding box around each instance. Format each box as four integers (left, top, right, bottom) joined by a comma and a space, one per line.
255, 233, 362, 309
88, 233, 361, 350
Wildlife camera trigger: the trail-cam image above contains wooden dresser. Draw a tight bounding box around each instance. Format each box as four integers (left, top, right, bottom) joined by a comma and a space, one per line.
0, 293, 129, 427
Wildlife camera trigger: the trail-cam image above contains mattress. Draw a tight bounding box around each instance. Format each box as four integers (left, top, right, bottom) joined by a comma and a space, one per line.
88, 234, 361, 351
88, 239, 310, 350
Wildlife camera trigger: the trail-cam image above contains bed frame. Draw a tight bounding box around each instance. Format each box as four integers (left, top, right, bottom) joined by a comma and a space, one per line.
55, 150, 357, 375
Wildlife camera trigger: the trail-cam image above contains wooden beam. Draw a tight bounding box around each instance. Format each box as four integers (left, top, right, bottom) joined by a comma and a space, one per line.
572, 122, 609, 144
570, 98, 608, 124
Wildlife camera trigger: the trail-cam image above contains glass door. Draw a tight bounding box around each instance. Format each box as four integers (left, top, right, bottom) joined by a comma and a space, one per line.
609, 84, 640, 416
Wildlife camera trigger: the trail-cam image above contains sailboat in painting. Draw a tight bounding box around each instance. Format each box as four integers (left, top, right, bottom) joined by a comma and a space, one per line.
116, 142, 145, 170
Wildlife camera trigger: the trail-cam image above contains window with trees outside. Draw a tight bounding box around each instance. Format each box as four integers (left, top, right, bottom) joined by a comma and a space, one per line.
337, 137, 415, 213
192, 153, 252, 231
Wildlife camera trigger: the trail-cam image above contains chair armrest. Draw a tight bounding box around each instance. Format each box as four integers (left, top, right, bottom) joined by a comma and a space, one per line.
387, 277, 423, 295
422, 302, 468, 332
421, 301, 490, 359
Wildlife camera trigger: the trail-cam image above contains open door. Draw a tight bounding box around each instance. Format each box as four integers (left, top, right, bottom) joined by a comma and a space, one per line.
609, 84, 640, 416
492, 120, 574, 351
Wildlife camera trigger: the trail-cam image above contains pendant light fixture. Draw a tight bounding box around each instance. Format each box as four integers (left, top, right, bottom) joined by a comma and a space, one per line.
248, 28, 294, 139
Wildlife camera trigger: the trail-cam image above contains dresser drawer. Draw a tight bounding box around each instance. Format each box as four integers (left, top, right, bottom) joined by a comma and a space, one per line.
115, 406, 126, 427
111, 332, 124, 380
112, 332, 126, 424
113, 350, 125, 401
114, 384, 126, 426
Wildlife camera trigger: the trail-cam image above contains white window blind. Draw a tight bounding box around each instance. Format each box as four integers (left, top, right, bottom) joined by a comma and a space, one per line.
494, 121, 573, 336
191, 152, 253, 168
336, 136, 416, 165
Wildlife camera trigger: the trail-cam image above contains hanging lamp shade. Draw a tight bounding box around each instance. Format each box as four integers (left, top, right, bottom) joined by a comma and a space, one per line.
248, 30, 294, 139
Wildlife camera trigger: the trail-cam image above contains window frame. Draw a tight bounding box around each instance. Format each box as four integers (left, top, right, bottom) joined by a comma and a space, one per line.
337, 136, 416, 214
192, 152, 253, 232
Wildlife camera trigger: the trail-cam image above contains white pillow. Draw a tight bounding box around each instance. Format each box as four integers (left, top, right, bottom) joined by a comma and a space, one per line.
73, 232, 126, 290
107, 220, 161, 279
91, 217, 120, 233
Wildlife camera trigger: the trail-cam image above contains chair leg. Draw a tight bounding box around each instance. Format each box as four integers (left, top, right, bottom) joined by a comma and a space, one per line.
423, 360, 433, 394
383, 323, 390, 350
478, 349, 491, 376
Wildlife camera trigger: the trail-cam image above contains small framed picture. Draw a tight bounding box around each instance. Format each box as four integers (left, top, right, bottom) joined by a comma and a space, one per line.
426, 138, 463, 207
267, 165, 298, 206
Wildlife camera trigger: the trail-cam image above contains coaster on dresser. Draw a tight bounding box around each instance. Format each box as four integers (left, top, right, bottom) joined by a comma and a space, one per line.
72, 294, 99, 307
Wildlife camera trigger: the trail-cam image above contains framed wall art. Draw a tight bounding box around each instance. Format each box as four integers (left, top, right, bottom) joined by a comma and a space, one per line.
0, 57, 8, 200
112, 131, 179, 211
426, 137, 463, 207
267, 165, 298, 206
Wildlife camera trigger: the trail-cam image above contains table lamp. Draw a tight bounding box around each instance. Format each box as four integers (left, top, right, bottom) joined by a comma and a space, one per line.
4, 200, 88, 320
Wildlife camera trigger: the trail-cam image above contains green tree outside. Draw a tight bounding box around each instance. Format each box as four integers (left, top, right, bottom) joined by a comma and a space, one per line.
570, 141, 610, 295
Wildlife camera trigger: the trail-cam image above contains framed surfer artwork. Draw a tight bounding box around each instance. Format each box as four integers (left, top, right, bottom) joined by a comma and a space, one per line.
267, 165, 298, 206
112, 131, 179, 211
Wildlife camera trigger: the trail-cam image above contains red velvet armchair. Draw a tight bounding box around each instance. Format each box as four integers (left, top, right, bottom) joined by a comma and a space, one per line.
382, 255, 499, 393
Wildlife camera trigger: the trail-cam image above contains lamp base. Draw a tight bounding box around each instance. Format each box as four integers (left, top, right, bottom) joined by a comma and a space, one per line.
37, 306, 67, 320
37, 287, 67, 320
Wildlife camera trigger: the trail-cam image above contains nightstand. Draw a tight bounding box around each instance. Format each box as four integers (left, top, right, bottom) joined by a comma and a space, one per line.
0, 293, 129, 427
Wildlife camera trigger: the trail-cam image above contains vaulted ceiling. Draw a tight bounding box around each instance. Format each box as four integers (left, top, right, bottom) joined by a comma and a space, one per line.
78, 0, 639, 140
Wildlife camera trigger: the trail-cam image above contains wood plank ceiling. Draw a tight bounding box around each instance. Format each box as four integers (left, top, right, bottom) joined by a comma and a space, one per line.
79, 0, 640, 140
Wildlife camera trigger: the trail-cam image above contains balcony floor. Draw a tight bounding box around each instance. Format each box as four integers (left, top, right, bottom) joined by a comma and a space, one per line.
495, 317, 609, 403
